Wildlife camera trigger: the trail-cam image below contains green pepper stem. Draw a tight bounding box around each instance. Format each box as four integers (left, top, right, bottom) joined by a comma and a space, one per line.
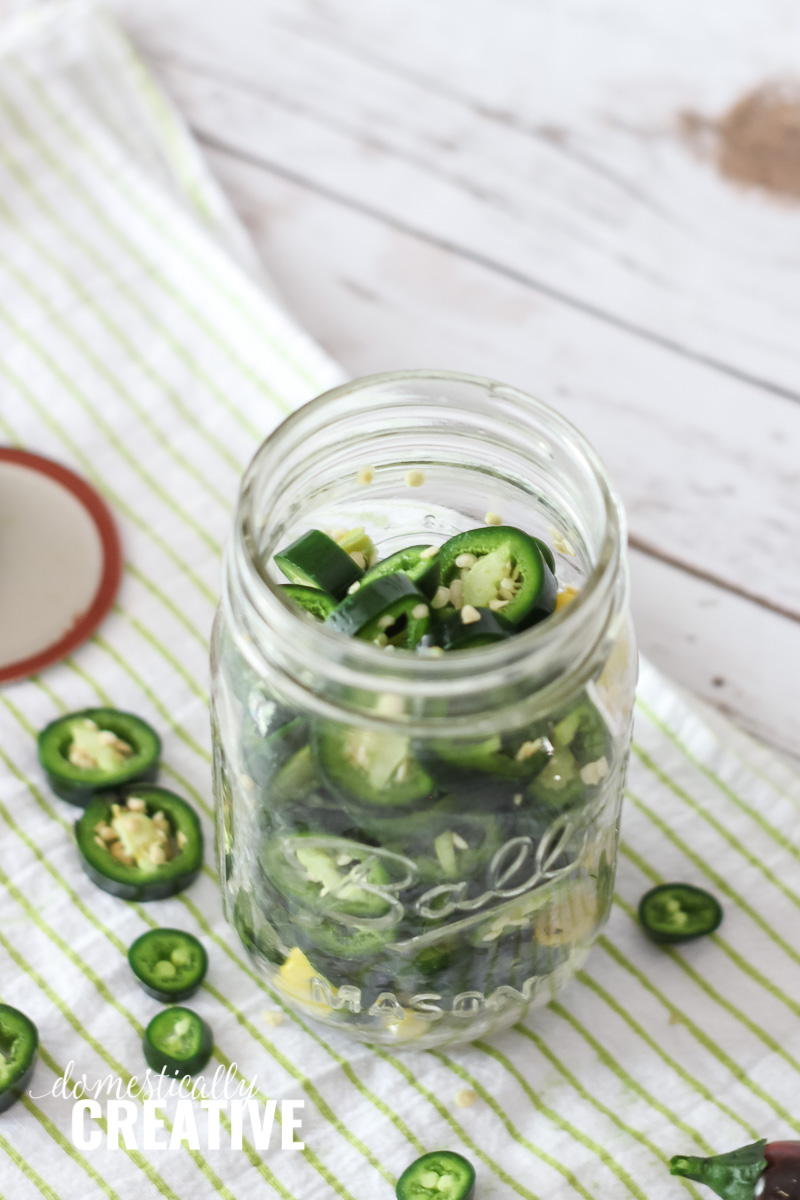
669, 1141, 767, 1200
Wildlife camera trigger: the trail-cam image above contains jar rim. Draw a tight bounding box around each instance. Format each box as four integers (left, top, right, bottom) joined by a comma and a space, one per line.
229, 370, 627, 715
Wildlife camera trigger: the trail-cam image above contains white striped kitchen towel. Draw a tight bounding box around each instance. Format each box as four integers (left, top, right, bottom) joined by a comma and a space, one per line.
1, 5, 799, 1199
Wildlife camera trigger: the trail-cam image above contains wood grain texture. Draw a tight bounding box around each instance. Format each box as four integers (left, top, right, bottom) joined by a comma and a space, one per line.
201, 146, 800, 762
98, 0, 800, 622
201, 143, 800, 605
5, 0, 798, 758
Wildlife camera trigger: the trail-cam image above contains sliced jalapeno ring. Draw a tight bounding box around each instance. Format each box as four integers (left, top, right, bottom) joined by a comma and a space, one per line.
404, 814, 504, 884
274, 529, 364, 599
639, 883, 723, 944
313, 722, 436, 809
75, 786, 203, 901
241, 716, 309, 791
142, 1007, 213, 1077
525, 746, 586, 812
396, 1151, 476, 1200
524, 697, 612, 812
0, 1004, 38, 1114
260, 833, 392, 918
279, 584, 338, 621
38, 708, 161, 806
438, 525, 556, 627
360, 544, 441, 599
550, 699, 611, 767
301, 919, 396, 961
269, 745, 322, 807
128, 929, 209, 1002
433, 730, 552, 783
437, 607, 515, 651
532, 535, 556, 574
326, 574, 430, 649
233, 890, 287, 966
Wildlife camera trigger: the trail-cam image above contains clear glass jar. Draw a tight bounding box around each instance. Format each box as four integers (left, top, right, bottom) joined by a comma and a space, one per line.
210, 371, 637, 1049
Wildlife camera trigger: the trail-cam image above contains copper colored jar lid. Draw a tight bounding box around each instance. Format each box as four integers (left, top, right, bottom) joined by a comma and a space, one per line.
0, 449, 122, 684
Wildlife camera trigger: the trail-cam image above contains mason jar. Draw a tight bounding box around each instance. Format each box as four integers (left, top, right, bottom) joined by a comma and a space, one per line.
210, 370, 637, 1049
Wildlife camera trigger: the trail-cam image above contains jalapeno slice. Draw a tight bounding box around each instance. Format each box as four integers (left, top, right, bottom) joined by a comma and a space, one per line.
233, 890, 286, 966
269, 745, 322, 807
326, 574, 430, 649
532, 535, 556, 574
75, 786, 203, 901
360, 544, 441, 599
433, 730, 552, 786
128, 929, 208, 1002
396, 1151, 476, 1200
38, 708, 161, 806
525, 697, 612, 812
313, 722, 436, 809
301, 920, 396, 961
260, 833, 393, 918
639, 883, 723, 944
437, 607, 515, 650
550, 699, 611, 767
241, 717, 309, 791
405, 814, 504, 884
274, 529, 364, 598
279, 584, 338, 621
0, 1005, 38, 1114
142, 1007, 213, 1077
438, 525, 556, 627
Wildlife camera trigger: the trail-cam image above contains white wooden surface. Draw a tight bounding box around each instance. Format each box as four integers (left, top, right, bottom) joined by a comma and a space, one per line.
9, 0, 800, 763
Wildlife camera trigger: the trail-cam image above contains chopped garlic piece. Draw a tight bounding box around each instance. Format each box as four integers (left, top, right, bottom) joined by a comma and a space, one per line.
448, 579, 464, 608
515, 740, 541, 762
549, 527, 576, 556
580, 757, 609, 786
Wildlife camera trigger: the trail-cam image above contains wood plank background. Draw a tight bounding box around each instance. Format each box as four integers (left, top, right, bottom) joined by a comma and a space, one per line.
7, 0, 800, 764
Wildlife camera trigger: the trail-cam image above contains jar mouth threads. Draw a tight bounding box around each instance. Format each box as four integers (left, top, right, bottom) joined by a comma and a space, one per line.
227, 370, 627, 729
